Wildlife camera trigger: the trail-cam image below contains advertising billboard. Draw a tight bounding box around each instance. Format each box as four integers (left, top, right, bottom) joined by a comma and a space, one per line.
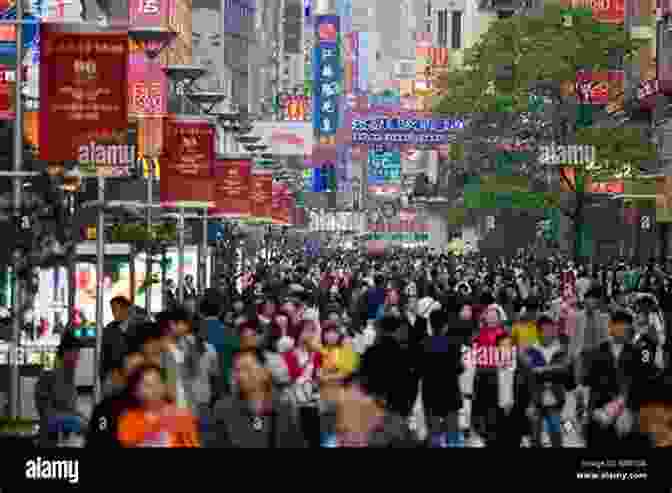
347, 113, 463, 145
251, 121, 313, 156
212, 158, 252, 217
368, 148, 401, 192
39, 24, 129, 176
279, 93, 310, 121
357, 31, 367, 93
160, 117, 215, 205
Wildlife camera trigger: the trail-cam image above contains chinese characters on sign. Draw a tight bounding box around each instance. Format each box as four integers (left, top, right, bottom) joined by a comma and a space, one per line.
349, 114, 463, 144
313, 15, 340, 138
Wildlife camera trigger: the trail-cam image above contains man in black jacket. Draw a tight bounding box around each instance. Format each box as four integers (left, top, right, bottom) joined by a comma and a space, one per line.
581, 310, 649, 448
99, 296, 132, 385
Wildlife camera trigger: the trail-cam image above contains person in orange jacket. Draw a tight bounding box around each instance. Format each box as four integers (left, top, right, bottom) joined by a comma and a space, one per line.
117, 363, 199, 447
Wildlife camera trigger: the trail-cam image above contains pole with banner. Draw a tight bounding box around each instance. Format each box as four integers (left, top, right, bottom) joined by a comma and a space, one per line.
94, 175, 105, 403
8, 0, 24, 420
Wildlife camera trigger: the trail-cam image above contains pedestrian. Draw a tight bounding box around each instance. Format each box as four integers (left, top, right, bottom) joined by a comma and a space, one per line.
117, 363, 199, 447
283, 319, 323, 447
204, 348, 306, 448
34, 332, 87, 447
419, 310, 464, 447
319, 348, 420, 448
86, 352, 145, 448
581, 310, 648, 448
100, 296, 134, 386
522, 315, 573, 448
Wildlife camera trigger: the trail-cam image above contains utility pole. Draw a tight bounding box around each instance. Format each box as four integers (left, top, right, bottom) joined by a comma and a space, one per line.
145, 159, 153, 314
9, 0, 24, 420
93, 176, 105, 404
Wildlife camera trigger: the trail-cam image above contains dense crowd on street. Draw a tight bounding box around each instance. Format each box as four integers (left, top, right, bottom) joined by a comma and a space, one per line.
33, 247, 672, 447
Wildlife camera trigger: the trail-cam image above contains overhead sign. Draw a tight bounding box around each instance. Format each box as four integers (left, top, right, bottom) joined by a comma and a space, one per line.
348, 113, 463, 144
252, 121, 313, 156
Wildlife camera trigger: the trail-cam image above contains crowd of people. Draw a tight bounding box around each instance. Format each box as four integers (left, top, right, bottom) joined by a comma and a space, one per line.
33, 247, 672, 448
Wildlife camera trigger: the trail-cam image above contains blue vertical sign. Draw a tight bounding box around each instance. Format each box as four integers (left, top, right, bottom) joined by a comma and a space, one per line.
314, 15, 340, 139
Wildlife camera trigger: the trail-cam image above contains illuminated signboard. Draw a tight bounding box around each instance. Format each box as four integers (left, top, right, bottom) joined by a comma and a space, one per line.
350, 116, 463, 144
368, 149, 401, 188
308, 210, 363, 232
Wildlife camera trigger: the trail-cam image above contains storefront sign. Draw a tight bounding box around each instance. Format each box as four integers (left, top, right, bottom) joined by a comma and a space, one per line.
160, 118, 215, 205
590, 180, 624, 194
280, 94, 310, 121
368, 149, 401, 190
39, 24, 129, 176
569, 0, 624, 23
212, 158, 252, 217
308, 211, 363, 232
251, 121, 313, 156
575, 70, 624, 107
637, 78, 659, 110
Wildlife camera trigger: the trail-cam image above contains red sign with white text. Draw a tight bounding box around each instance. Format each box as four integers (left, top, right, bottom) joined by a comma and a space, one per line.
128, 51, 168, 116
212, 158, 252, 217
39, 26, 129, 172
251, 170, 273, 222
161, 118, 215, 204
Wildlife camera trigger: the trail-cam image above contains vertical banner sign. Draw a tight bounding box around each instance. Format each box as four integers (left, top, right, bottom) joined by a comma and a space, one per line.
161, 118, 215, 205
212, 158, 252, 217
357, 31, 367, 94
272, 182, 282, 224
39, 24, 129, 176
129, 50, 168, 116
250, 169, 273, 223
314, 15, 340, 138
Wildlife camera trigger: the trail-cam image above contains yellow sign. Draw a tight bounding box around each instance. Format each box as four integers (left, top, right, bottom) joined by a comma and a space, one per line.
141, 157, 160, 180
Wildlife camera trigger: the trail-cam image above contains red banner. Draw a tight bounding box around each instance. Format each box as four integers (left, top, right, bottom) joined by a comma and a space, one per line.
39, 25, 129, 176
568, 0, 624, 23
160, 117, 215, 205
251, 170, 273, 222
128, 50, 168, 116
212, 158, 252, 217
272, 183, 292, 225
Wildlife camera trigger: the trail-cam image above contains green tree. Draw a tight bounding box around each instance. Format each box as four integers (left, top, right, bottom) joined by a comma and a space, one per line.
433, 3, 653, 260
